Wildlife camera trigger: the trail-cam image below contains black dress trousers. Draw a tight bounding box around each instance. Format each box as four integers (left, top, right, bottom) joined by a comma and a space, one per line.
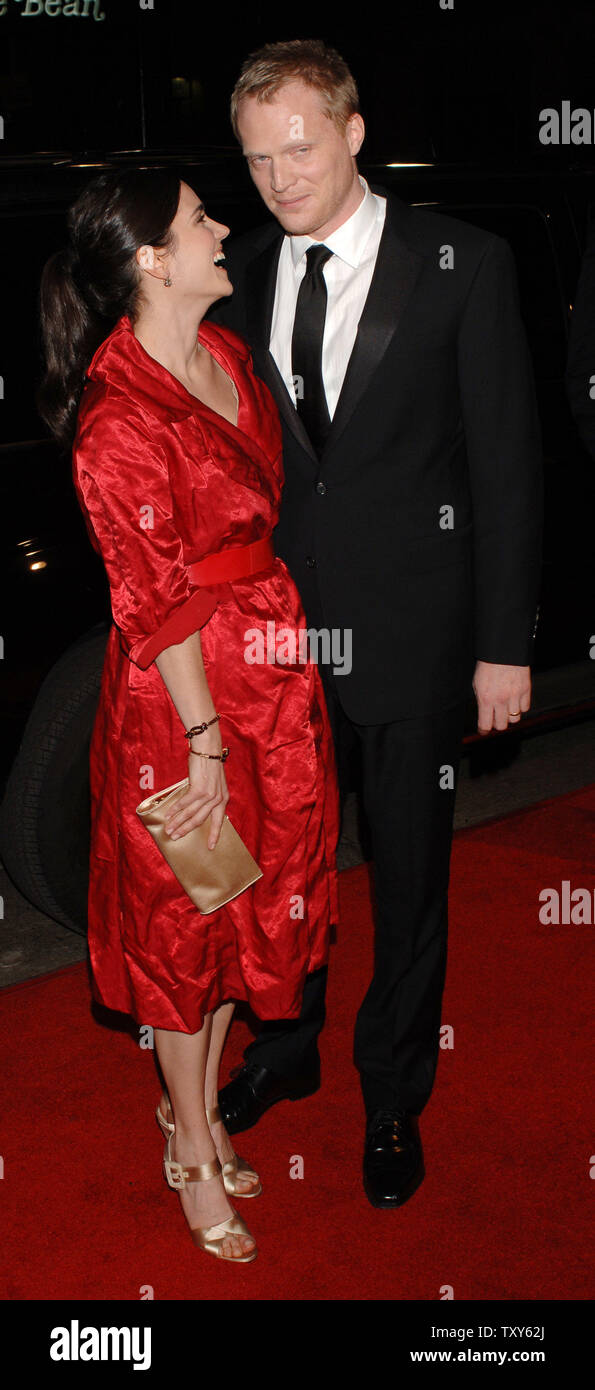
243, 595, 467, 1116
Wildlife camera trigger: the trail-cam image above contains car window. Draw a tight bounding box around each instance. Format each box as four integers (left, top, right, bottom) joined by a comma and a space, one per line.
433, 204, 568, 381
1, 209, 68, 447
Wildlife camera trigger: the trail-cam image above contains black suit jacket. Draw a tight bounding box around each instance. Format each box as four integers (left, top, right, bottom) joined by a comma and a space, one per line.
566, 216, 595, 460
208, 187, 543, 723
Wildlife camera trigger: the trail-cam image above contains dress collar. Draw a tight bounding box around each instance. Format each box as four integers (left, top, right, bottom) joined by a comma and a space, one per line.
85, 314, 239, 421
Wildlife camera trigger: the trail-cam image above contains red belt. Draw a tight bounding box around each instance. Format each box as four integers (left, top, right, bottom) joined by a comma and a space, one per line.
188, 536, 275, 585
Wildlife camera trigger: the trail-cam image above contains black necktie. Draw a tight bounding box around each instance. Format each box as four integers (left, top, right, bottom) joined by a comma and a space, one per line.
291, 243, 334, 455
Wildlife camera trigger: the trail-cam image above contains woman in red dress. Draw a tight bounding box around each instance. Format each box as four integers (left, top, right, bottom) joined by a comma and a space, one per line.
39, 170, 340, 1264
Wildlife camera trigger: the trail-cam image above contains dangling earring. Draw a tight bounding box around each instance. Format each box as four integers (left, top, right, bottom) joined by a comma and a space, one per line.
164, 274, 172, 287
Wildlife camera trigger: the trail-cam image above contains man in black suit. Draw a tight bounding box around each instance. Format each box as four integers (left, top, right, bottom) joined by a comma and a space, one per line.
210, 38, 543, 1208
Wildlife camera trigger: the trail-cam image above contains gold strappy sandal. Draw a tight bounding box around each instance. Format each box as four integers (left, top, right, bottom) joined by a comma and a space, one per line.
162, 1133, 257, 1263
156, 1097, 262, 1198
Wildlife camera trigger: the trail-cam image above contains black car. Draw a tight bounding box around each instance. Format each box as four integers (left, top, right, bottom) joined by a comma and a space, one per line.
2, 150, 594, 933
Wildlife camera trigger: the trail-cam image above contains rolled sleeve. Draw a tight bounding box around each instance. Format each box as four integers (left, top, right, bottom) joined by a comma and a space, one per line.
130, 588, 218, 669
73, 410, 218, 668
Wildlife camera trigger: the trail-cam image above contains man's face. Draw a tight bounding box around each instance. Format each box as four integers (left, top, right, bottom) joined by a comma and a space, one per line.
237, 79, 365, 240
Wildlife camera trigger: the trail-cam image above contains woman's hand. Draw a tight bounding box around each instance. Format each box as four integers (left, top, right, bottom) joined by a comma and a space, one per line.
154, 631, 229, 848
164, 730, 229, 849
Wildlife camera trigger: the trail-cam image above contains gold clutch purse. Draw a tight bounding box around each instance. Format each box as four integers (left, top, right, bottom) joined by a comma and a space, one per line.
136, 778, 263, 914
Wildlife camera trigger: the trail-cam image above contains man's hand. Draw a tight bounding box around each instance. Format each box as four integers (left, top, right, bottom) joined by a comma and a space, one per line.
472, 661, 531, 734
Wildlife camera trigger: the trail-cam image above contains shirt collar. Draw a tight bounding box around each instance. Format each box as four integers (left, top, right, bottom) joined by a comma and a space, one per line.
289, 175, 378, 271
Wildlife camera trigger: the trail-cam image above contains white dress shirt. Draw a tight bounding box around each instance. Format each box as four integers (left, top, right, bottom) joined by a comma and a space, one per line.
269, 175, 387, 420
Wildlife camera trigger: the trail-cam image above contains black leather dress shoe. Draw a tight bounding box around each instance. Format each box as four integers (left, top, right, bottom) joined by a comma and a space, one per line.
363, 1107, 425, 1208
218, 1058, 321, 1135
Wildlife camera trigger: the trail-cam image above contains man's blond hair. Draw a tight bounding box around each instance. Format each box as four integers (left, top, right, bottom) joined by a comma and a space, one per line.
230, 38, 360, 140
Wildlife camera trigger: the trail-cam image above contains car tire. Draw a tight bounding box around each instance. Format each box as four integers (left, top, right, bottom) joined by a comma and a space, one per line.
0, 622, 109, 935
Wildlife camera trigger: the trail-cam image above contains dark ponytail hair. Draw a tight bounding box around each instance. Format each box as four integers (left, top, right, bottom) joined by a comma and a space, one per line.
38, 168, 182, 451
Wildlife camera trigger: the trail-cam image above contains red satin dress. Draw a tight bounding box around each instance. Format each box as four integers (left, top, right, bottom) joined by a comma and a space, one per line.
72, 315, 340, 1033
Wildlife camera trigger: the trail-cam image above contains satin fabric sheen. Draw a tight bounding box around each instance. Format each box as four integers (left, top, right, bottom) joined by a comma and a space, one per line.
72, 315, 340, 1032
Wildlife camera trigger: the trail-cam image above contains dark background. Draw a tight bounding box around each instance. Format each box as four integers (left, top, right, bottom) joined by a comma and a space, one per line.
1, 0, 595, 165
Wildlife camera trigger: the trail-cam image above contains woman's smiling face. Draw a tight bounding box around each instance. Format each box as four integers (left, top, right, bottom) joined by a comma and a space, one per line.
137, 180, 234, 304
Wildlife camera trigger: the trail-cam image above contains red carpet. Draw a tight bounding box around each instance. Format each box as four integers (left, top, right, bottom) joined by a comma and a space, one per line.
2, 784, 594, 1301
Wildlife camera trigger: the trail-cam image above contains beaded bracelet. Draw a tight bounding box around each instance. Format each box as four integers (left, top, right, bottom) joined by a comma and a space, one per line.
184, 714, 221, 740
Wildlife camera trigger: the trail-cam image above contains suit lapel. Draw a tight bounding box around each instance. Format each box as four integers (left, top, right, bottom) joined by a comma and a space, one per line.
244, 191, 425, 468
322, 206, 425, 458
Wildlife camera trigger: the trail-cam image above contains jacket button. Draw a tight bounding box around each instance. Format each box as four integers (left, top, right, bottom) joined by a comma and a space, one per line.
316, 481, 326, 495
306, 556, 316, 568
